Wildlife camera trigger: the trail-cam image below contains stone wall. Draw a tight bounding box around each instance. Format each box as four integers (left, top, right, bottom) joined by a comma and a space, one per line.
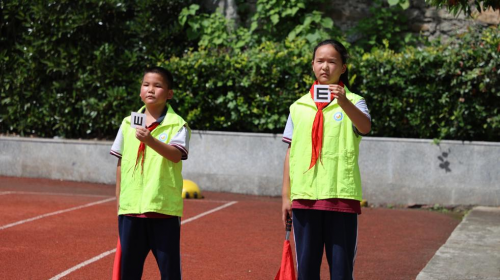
404, 0, 499, 40
322, 0, 499, 40
205, 0, 500, 41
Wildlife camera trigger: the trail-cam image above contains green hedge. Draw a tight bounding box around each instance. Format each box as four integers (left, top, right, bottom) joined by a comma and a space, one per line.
165, 40, 314, 132
0, 0, 194, 139
1, 1, 499, 141
352, 26, 500, 141
165, 26, 500, 141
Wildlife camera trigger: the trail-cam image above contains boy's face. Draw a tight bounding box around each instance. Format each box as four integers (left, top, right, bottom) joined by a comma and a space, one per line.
312, 44, 346, 85
140, 73, 173, 106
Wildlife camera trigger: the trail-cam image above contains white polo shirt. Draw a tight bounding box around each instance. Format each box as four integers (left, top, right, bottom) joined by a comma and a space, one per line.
110, 123, 190, 160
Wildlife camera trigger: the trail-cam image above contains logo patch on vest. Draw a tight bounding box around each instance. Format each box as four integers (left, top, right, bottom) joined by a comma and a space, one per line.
158, 132, 168, 143
333, 112, 343, 122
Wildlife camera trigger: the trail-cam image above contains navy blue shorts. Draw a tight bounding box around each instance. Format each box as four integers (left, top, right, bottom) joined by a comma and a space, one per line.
292, 209, 358, 280
118, 215, 181, 280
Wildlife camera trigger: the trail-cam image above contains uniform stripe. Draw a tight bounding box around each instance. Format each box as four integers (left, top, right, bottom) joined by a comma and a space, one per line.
170, 144, 188, 155
110, 150, 122, 158
293, 228, 300, 276
352, 215, 358, 279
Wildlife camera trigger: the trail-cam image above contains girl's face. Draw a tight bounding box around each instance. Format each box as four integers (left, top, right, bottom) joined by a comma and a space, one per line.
140, 73, 173, 106
312, 44, 346, 85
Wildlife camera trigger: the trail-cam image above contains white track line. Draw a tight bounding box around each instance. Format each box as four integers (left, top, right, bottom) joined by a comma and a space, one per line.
4, 191, 112, 198
0, 191, 13, 195
48, 250, 117, 280
0, 197, 116, 231
184, 199, 234, 204
48, 200, 237, 280
181, 201, 237, 224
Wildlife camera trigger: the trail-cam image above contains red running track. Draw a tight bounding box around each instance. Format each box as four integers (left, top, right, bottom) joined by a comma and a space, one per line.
0, 176, 460, 279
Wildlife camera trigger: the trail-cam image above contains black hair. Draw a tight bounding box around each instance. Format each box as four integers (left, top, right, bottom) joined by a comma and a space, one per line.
312, 39, 350, 88
144, 66, 174, 89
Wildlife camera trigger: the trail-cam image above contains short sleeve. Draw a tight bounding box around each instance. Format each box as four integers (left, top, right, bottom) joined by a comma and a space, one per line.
110, 126, 124, 158
282, 114, 293, 144
353, 99, 371, 136
355, 99, 371, 121
169, 126, 190, 160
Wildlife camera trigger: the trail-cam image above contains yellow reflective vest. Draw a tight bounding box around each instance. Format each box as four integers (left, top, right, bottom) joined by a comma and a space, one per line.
289, 87, 364, 201
119, 104, 189, 217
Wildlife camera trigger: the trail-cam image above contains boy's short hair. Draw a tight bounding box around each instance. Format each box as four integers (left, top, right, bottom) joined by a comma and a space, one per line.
144, 66, 174, 89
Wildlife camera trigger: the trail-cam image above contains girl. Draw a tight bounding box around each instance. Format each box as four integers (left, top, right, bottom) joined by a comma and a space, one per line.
281, 39, 371, 280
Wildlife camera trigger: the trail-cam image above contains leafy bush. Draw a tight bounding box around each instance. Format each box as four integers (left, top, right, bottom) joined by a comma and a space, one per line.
248, 0, 335, 45
178, 0, 340, 51
165, 40, 314, 132
1, 1, 498, 142
351, 26, 500, 141
166, 0, 344, 132
0, 0, 193, 139
350, 0, 417, 52
164, 25, 499, 141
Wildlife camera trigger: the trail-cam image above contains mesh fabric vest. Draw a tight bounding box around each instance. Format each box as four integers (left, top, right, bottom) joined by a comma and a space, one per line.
289, 87, 364, 201
119, 104, 188, 217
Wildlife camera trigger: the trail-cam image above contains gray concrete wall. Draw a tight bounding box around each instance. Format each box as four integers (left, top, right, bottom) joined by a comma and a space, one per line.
0, 132, 499, 206
0, 137, 117, 184
360, 138, 500, 206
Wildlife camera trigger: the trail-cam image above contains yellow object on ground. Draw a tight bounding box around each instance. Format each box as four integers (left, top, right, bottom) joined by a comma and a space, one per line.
182, 179, 203, 199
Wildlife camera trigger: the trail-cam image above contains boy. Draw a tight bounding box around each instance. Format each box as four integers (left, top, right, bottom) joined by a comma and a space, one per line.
110, 66, 190, 280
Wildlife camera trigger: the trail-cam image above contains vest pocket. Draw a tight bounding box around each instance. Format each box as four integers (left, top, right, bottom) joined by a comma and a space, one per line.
338, 150, 356, 194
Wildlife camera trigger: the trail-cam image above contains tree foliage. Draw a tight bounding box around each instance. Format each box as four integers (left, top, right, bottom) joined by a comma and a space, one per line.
351, 0, 418, 52
178, 0, 340, 50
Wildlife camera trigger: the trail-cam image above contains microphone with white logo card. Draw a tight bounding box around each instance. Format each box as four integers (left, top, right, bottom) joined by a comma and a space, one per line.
131, 112, 146, 128
313, 85, 331, 103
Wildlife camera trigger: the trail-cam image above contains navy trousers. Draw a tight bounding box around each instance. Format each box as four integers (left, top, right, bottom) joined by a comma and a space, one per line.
118, 215, 181, 280
292, 209, 358, 280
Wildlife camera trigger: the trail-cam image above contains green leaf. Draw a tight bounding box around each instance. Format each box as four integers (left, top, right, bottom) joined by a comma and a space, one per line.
305, 32, 321, 44
387, 0, 399, 6
250, 21, 258, 32
399, 0, 410, 9
270, 14, 280, 25
320, 17, 334, 29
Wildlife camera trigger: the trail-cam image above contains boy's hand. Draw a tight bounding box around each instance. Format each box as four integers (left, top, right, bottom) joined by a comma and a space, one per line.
135, 127, 154, 145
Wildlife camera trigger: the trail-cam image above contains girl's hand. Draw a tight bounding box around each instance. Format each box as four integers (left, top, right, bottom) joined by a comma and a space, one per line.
135, 127, 154, 145
329, 84, 348, 106
282, 198, 292, 228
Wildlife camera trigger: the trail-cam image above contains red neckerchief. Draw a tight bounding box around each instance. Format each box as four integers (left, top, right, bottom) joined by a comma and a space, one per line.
135, 122, 160, 174
307, 80, 344, 171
